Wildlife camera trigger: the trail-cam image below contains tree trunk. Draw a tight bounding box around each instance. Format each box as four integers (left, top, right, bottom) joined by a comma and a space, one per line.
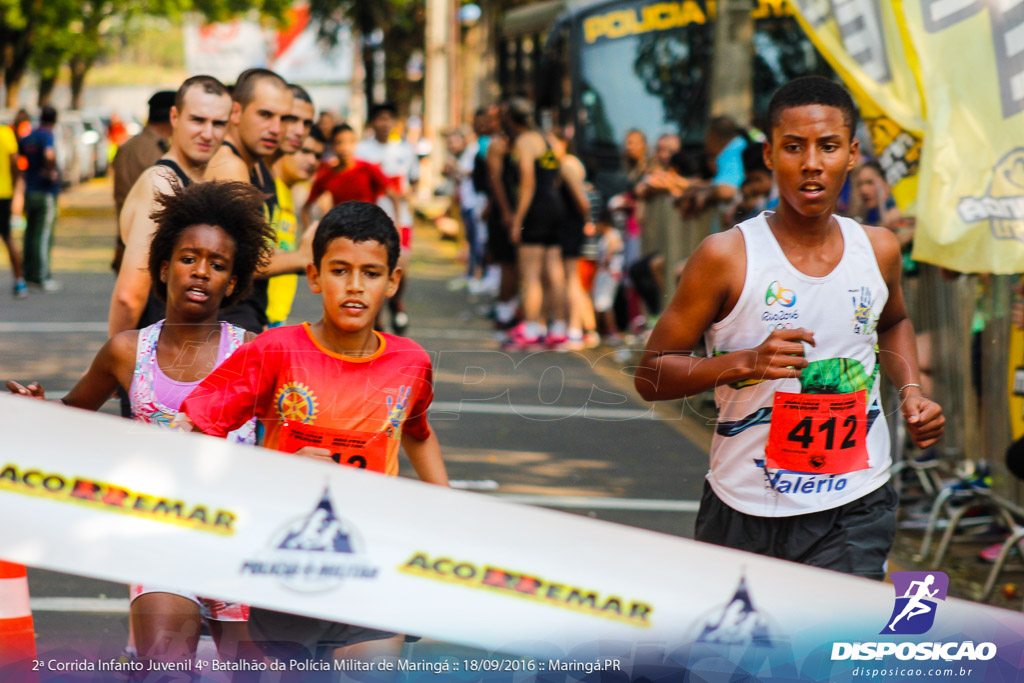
5, 68, 25, 109
38, 76, 56, 107
363, 40, 376, 108
382, 7, 425, 117
424, 0, 452, 192
69, 54, 93, 110
709, 0, 754, 124
4, 41, 32, 109
2, 0, 43, 109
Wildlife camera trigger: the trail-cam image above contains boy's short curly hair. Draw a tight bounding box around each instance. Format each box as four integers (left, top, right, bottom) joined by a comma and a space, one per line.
767, 76, 859, 140
147, 180, 275, 308
313, 201, 400, 272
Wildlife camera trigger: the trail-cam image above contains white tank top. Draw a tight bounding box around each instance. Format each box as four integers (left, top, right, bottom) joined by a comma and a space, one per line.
704, 212, 891, 517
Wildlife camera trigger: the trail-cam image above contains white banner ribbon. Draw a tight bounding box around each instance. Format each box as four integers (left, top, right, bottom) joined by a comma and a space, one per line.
0, 395, 1020, 664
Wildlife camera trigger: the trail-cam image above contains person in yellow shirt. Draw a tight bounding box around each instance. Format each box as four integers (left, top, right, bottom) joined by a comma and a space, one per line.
267, 127, 325, 325
263, 84, 316, 326
0, 123, 26, 298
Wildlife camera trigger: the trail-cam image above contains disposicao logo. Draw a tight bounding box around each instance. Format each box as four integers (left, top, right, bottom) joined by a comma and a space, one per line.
765, 281, 796, 307
882, 571, 948, 635
831, 571, 997, 662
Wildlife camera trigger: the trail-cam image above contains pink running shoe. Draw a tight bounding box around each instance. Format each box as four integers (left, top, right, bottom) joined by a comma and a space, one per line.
502, 322, 543, 351
545, 331, 569, 350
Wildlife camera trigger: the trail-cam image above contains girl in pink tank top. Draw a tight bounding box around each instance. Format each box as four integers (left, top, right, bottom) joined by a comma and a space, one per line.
7, 181, 276, 669
130, 318, 255, 443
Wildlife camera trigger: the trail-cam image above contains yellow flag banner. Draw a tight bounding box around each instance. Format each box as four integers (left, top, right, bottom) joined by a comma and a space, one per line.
785, 0, 925, 210
788, 0, 1024, 273
899, 0, 1024, 273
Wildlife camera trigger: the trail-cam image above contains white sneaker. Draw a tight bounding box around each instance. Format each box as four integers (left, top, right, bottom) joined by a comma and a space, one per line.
28, 279, 62, 293
482, 269, 501, 294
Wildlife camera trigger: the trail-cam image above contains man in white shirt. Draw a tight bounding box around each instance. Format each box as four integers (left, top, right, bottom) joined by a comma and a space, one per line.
356, 102, 419, 335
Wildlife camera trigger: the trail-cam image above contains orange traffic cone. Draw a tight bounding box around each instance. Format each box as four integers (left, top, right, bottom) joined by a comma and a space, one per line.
0, 560, 36, 675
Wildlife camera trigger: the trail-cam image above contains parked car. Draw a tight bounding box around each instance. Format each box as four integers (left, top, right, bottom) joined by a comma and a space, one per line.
57, 115, 87, 186
79, 113, 110, 178
0, 110, 73, 187
0, 108, 110, 186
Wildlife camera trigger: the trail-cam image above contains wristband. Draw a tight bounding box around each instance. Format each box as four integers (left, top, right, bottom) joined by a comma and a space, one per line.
898, 383, 922, 398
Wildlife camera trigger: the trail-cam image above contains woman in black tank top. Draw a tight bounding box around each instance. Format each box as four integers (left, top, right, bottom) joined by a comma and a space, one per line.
500, 98, 569, 349
550, 130, 599, 348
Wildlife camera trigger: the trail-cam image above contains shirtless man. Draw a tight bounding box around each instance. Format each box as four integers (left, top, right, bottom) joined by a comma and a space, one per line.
205, 68, 309, 333
272, 84, 315, 166
108, 75, 233, 337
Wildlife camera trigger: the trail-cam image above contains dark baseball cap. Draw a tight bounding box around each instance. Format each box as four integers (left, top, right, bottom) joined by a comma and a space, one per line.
147, 91, 176, 123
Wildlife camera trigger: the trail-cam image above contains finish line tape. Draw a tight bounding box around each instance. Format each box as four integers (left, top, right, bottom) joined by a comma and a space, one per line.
1, 395, 1022, 662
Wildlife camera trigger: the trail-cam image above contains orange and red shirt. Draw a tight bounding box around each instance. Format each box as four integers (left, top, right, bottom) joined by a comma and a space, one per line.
181, 323, 433, 476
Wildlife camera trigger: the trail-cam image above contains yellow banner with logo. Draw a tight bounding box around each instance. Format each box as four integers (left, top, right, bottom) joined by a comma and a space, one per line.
898, 0, 1024, 273
786, 0, 1024, 273
785, 0, 925, 211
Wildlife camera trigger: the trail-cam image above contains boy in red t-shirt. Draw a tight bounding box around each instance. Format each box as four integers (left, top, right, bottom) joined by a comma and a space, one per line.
300, 124, 402, 229
180, 200, 447, 664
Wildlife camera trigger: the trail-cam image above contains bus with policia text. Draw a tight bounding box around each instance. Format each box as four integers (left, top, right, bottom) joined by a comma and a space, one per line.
498, 0, 833, 196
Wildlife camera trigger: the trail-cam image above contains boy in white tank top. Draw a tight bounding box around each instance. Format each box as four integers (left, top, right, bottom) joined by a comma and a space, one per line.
634, 77, 944, 579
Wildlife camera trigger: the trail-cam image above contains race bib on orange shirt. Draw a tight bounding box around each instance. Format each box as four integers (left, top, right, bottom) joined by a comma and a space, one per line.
279, 422, 388, 473
764, 391, 869, 475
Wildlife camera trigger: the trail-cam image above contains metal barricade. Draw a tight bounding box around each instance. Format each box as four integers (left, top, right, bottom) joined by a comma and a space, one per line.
909, 270, 1024, 587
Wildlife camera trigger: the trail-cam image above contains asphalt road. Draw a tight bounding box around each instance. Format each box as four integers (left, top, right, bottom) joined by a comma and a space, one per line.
0, 180, 713, 675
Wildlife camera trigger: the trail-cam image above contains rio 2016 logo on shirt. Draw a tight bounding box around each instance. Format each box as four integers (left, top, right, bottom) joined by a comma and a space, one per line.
765, 281, 797, 307
881, 571, 949, 635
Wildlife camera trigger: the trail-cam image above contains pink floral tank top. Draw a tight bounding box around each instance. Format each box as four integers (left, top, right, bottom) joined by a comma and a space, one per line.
129, 320, 256, 444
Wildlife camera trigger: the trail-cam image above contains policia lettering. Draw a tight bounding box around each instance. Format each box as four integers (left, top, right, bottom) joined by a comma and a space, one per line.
400, 553, 653, 627
582, 0, 789, 45
0, 463, 236, 535
920, 0, 1024, 118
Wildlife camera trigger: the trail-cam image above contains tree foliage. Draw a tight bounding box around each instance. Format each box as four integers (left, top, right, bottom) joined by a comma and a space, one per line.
309, 0, 425, 113
0, 0, 43, 106
0, 0, 289, 108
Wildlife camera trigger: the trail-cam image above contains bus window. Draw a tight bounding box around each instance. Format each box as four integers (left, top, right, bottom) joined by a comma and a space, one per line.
577, 23, 711, 153
522, 0, 832, 194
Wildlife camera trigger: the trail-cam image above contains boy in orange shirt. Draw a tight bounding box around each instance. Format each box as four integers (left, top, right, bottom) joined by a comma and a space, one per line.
180, 200, 447, 663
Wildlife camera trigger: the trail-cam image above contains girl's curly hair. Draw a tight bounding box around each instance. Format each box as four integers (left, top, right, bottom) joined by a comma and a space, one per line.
147, 180, 275, 308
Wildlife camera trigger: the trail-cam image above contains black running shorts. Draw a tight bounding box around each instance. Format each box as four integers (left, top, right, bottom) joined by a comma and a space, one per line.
248, 608, 398, 661
520, 201, 563, 247
0, 199, 10, 239
694, 479, 897, 580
